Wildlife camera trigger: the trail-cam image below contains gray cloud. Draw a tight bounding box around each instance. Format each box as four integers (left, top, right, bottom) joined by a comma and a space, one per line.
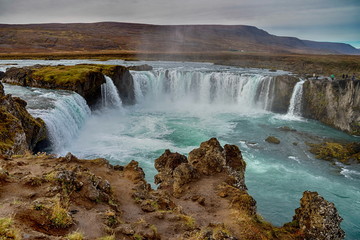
0, 0, 359, 46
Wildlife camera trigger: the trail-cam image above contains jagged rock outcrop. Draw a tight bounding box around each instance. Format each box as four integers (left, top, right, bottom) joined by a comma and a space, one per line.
0, 83, 47, 155
155, 138, 248, 195
302, 80, 360, 135
292, 191, 345, 240
270, 75, 299, 113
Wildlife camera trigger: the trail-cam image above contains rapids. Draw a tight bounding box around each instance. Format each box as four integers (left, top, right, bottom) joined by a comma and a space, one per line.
1, 60, 359, 239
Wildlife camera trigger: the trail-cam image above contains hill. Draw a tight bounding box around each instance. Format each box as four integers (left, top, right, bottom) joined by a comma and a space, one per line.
0, 22, 359, 55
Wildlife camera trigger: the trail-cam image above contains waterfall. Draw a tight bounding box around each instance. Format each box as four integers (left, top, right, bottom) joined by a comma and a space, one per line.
131, 69, 275, 111
101, 75, 122, 109
286, 80, 305, 118
30, 93, 91, 153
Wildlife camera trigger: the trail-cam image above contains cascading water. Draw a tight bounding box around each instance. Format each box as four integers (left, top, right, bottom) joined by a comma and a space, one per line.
33, 94, 91, 153
286, 79, 305, 118
3, 83, 91, 153
132, 69, 275, 111
101, 75, 123, 108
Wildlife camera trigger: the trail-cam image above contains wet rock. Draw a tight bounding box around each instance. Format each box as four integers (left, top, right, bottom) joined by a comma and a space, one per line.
128, 64, 153, 71
224, 144, 247, 190
265, 136, 281, 144
0, 71, 5, 80
270, 75, 299, 113
293, 191, 345, 240
107, 66, 136, 105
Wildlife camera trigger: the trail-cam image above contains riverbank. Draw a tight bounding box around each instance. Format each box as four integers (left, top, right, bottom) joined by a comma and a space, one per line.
0, 52, 359, 80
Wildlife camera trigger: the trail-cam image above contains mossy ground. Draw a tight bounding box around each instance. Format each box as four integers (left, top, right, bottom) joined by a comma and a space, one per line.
31, 64, 118, 85
0, 218, 21, 240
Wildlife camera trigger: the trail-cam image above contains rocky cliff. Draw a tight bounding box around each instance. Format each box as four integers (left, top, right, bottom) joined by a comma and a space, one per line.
0, 138, 344, 239
269, 75, 299, 113
0, 82, 47, 155
302, 80, 360, 135
2, 64, 136, 107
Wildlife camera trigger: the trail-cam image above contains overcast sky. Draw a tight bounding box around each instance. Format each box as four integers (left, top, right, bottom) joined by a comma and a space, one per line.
0, 0, 359, 48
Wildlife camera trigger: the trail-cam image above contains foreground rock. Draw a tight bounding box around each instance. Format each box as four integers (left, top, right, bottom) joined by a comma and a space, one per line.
292, 191, 345, 240
0, 82, 47, 155
0, 138, 345, 239
2, 64, 136, 106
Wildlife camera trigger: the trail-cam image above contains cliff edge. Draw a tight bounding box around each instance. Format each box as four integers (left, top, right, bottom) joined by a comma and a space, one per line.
1, 64, 136, 107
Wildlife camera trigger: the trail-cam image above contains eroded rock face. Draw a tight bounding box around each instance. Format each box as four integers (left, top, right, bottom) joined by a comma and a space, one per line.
269, 75, 299, 113
107, 66, 136, 105
155, 138, 247, 194
303, 80, 360, 135
293, 191, 345, 240
0, 83, 47, 155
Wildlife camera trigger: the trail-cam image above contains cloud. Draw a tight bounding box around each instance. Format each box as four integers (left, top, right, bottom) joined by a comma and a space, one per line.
0, 0, 359, 43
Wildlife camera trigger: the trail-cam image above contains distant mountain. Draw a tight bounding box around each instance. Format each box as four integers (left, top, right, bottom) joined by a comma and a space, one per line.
0, 22, 359, 55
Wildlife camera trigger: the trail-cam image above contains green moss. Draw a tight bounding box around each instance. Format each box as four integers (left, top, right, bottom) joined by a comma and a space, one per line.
0, 217, 21, 240
66, 231, 84, 240
49, 198, 73, 228
308, 142, 360, 163
31, 64, 118, 85
0, 108, 17, 153
96, 236, 115, 240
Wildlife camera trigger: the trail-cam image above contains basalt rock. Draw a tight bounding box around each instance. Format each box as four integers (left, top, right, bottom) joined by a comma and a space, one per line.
268, 75, 299, 113
106, 65, 136, 105
128, 64, 153, 71
265, 136, 281, 144
0, 71, 5, 80
0, 82, 47, 155
302, 80, 360, 135
292, 191, 345, 240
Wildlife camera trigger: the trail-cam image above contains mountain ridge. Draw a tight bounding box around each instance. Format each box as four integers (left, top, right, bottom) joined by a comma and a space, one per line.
0, 21, 359, 55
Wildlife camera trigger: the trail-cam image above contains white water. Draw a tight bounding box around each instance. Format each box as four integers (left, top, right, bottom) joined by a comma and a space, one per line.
132, 70, 275, 111
2, 60, 360, 239
101, 75, 122, 109
3, 84, 91, 153
286, 80, 305, 118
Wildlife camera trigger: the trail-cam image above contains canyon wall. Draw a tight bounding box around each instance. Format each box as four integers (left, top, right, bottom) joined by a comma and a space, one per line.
302, 80, 360, 135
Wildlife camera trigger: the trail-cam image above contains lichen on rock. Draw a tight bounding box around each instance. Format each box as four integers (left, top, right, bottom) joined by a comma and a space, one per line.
292, 191, 345, 240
